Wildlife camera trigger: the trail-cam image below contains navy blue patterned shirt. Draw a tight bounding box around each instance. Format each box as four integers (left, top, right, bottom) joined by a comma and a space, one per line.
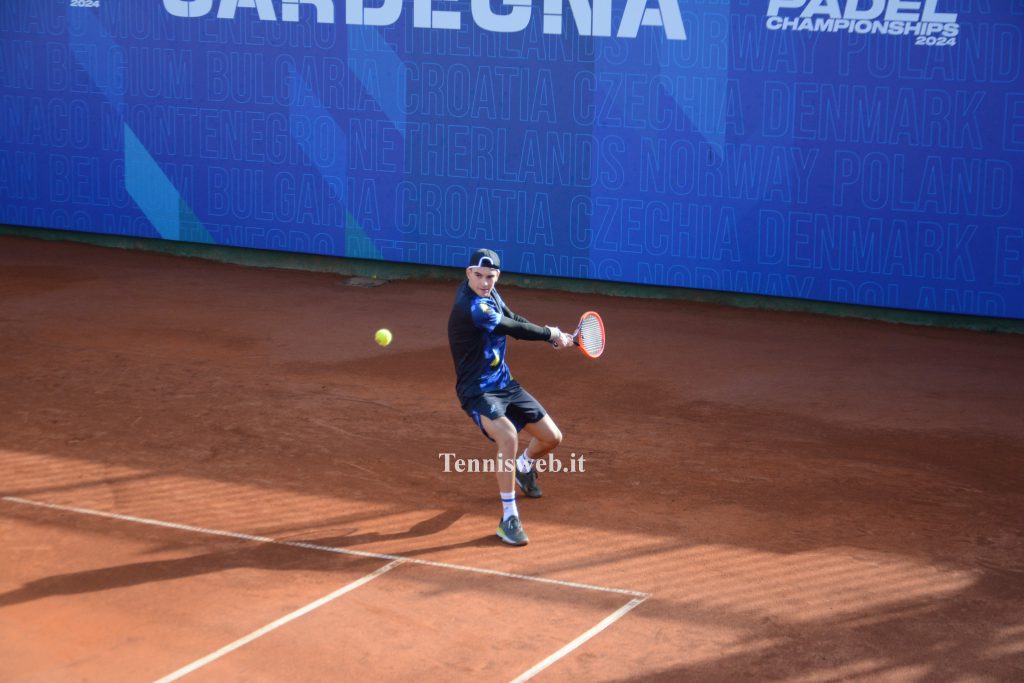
448, 281, 513, 405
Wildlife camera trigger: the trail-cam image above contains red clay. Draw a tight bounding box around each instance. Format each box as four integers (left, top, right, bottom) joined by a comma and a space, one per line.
1, 235, 1023, 681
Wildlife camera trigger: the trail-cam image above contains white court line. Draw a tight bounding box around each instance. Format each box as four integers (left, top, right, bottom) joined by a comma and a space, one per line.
2, 497, 647, 683
509, 596, 648, 683
153, 560, 403, 683
2, 496, 648, 598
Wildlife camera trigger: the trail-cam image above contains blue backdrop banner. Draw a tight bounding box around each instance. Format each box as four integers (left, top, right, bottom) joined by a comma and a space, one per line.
2, 1, 1022, 317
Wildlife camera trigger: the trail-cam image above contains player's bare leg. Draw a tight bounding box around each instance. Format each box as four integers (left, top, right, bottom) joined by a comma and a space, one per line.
521, 414, 562, 459
480, 415, 528, 545
515, 415, 562, 498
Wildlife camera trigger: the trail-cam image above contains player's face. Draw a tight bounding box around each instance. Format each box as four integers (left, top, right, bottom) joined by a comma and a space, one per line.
466, 266, 500, 297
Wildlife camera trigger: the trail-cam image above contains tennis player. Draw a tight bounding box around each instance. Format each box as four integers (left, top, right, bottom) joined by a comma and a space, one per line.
447, 248, 573, 546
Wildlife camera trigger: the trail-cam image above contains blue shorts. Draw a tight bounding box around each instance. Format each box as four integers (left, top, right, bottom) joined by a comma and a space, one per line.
462, 382, 547, 442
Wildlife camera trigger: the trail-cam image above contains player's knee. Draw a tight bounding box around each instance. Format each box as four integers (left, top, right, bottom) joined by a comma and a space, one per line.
547, 427, 563, 449
495, 433, 518, 458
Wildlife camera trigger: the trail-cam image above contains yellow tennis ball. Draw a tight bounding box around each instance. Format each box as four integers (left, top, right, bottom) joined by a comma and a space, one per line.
374, 328, 392, 347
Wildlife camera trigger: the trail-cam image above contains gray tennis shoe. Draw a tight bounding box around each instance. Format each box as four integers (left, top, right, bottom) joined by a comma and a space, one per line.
516, 467, 542, 498
496, 515, 529, 546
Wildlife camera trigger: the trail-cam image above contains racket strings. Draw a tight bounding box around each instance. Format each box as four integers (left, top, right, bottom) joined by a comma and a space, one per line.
577, 314, 605, 357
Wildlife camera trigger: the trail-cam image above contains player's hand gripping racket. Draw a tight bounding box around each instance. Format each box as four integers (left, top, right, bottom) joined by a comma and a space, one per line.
572, 311, 605, 359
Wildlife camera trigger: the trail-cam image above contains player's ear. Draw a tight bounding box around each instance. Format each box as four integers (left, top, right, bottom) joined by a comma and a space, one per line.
466, 267, 473, 279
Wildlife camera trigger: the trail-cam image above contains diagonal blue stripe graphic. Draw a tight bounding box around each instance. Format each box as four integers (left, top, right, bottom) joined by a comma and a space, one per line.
288, 64, 348, 208
658, 2, 730, 150
68, 9, 124, 112
124, 123, 181, 240
347, 26, 407, 140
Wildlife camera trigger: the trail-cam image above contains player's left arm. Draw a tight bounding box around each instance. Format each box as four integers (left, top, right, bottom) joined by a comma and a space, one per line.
471, 298, 548, 341
499, 303, 528, 324
498, 303, 572, 348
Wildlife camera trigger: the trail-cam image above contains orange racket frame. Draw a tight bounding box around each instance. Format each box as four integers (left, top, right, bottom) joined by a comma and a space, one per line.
572, 310, 605, 359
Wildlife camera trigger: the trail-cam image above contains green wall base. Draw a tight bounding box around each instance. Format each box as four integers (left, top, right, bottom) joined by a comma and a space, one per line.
3, 224, 1022, 335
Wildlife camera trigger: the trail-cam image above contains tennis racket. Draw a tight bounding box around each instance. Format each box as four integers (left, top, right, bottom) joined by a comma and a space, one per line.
572, 310, 605, 359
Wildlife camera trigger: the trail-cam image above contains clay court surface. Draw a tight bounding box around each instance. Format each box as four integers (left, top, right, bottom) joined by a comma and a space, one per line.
1, 235, 1023, 682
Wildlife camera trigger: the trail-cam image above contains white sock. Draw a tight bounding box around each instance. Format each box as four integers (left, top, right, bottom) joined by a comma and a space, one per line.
516, 450, 534, 474
501, 491, 518, 520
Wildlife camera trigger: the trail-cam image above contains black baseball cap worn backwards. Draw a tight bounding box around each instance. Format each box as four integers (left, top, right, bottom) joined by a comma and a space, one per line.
468, 248, 501, 270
